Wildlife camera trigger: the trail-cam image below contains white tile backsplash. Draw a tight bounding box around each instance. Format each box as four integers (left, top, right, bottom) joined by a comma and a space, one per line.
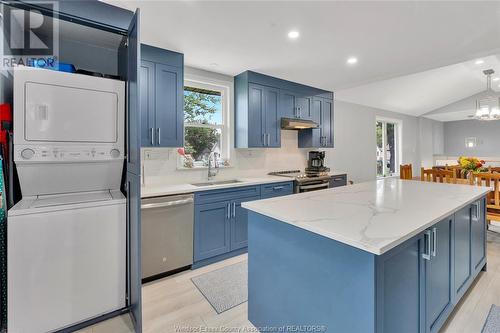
142, 130, 311, 187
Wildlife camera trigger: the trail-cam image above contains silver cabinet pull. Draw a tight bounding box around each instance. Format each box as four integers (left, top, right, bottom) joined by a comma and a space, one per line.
432, 227, 437, 257
273, 186, 284, 191
150, 128, 154, 146
157, 128, 161, 145
472, 202, 480, 221
262, 133, 266, 146
227, 203, 231, 219
267, 133, 270, 146
422, 230, 431, 260
232, 202, 236, 218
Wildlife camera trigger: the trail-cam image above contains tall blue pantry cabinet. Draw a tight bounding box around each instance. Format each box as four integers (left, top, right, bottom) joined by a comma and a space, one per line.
2, 1, 143, 332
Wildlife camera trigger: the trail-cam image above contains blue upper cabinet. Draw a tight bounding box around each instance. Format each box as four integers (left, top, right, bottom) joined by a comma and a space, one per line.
140, 44, 184, 147
298, 97, 334, 148
235, 71, 333, 148
237, 81, 280, 148
280, 90, 312, 120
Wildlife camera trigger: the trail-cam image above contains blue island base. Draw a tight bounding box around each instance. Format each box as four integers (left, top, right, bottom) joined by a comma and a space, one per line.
247, 197, 487, 333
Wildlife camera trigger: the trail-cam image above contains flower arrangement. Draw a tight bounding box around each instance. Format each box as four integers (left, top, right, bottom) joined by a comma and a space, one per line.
458, 156, 486, 173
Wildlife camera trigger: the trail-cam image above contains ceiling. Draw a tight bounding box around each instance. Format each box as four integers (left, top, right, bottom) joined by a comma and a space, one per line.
103, 0, 500, 93
336, 54, 500, 119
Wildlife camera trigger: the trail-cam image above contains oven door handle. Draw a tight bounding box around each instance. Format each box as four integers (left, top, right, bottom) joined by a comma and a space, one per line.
299, 183, 329, 190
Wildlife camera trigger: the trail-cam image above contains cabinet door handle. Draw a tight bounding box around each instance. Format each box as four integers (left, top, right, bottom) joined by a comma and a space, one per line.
431, 227, 437, 257
262, 133, 266, 146
232, 202, 236, 218
157, 128, 161, 145
150, 128, 154, 146
273, 186, 284, 191
472, 202, 480, 221
267, 133, 270, 146
422, 230, 431, 260
227, 203, 231, 219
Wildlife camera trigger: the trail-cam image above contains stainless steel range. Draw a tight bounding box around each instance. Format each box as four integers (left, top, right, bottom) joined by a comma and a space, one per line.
268, 170, 332, 193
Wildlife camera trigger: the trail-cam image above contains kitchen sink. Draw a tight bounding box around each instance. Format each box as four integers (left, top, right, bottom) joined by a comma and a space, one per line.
191, 179, 243, 187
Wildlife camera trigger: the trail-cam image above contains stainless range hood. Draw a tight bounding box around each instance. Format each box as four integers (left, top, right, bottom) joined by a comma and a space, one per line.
281, 117, 319, 130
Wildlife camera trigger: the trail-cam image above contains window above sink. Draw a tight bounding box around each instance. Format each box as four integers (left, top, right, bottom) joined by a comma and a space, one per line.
177, 78, 231, 170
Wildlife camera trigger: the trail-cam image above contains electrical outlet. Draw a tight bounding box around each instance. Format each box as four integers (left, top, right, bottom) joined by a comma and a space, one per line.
143, 149, 170, 160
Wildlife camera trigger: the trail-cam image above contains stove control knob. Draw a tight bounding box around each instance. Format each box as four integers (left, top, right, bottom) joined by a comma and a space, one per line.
110, 149, 121, 158
21, 148, 35, 160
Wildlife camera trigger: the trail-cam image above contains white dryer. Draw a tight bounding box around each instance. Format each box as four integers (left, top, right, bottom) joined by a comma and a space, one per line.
8, 67, 127, 333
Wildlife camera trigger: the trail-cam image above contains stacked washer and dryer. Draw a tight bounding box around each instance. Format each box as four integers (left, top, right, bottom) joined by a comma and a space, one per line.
8, 67, 127, 332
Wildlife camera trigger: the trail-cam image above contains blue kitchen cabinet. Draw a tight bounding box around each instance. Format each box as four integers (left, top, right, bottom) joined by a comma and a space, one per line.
425, 217, 453, 333
140, 61, 155, 147
264, 86, 281, 147
194, 201, 231, 261
242, 83, 280, 148
329, 174, 347, 188
155, 64, 183, 147
280, 90, 312, 120
194, 183, 292, 267
298, 97, 334, 148
141, 44, 184, 147
231, 196, 260, 251
454, 204, 472, 299
376, 235, 424, 333
235, 71, 333, 149
261, 182, 294, 199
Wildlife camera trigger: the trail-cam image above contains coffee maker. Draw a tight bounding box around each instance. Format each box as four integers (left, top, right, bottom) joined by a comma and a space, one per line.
305, 151, 330, 174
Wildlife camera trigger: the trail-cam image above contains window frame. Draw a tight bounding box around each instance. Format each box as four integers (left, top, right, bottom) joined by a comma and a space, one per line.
376, 117, 403, 179
178, 78, 231, 169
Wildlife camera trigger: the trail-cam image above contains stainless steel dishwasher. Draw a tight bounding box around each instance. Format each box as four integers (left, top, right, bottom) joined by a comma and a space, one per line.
141, 194, 194, 280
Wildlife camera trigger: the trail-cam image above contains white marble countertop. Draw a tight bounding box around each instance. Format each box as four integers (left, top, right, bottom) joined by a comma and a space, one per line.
242, 178, 491, 255
141, 171, 348, 198
141, 176, 290, 198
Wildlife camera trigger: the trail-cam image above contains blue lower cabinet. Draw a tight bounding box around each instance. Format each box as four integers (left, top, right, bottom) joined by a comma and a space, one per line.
194, 184, 292, 266
425, 217, 453, 333
194, 201, 231, 262
376, 235, 424, 333
231, 196, 260, 251
454, 204, 472, 299
261, 182, 294, 199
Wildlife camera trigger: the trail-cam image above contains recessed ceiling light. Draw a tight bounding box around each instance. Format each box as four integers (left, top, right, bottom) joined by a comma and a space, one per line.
475, 59, 485, 65
346, 57, 358, 65
493, 77, 500, 82
287, 30, 300, 39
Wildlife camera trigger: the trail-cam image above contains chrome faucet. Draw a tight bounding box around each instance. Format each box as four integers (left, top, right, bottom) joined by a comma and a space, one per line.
207, 151, 219, 181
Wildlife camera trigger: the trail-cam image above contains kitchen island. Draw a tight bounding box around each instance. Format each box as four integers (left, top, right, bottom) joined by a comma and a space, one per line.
242, 179, 490, 333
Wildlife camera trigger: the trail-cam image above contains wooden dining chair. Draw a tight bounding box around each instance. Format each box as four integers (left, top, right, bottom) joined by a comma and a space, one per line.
421, 167, 456, 183
488, 167, 500, 173
421, 168, 435, 182
473, 172, 500, 223
400, 164, 413, 180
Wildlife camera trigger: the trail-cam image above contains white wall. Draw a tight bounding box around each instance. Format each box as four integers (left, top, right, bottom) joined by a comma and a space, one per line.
418, 117, 444, 168
142, 68, 423, 186
443, 119, 500, 157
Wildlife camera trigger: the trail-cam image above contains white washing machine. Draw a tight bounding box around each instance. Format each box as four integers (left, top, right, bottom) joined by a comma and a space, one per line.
8, 67, 127, 333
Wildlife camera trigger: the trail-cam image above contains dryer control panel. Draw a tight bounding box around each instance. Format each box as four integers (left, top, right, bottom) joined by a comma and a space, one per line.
15, 145, 124, 162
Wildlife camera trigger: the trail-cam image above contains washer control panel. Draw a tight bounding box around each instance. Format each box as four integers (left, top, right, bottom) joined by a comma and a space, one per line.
15, 145, 124, 162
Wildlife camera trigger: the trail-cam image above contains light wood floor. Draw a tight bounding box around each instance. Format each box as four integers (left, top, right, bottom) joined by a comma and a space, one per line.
79, 225, 500, 333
